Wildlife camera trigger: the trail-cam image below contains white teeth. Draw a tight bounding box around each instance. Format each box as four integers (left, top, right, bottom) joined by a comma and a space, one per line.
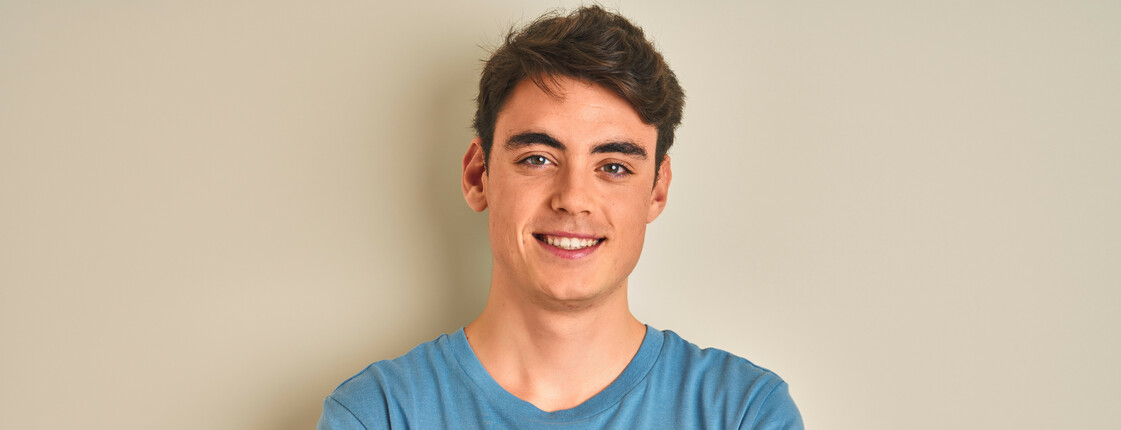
543, 235, 600, 250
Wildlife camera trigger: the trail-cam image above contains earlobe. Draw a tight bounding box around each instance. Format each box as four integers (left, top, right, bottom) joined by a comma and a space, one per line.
462, 138, 488, 212
647, 155, 672, 223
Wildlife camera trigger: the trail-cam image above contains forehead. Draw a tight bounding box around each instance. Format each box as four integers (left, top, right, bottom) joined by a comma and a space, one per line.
494, 76, 657, 150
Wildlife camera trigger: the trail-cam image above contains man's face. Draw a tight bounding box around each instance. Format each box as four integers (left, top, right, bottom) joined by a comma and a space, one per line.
462, 76, 671, 309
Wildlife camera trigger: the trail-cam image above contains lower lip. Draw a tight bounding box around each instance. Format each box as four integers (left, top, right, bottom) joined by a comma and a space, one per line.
536, 238, 604, 260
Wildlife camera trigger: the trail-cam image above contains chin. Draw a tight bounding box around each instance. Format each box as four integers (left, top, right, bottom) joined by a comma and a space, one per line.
533, 280, 620, 310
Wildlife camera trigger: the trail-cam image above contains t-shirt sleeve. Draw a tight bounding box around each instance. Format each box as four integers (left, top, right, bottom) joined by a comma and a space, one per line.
744, 381, 804, 430
317, 395, 369, 430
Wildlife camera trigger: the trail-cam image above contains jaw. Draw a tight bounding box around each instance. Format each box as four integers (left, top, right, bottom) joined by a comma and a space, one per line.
521, 245, 634, 312
523, 270, 631, 313
483, 208, 644, 313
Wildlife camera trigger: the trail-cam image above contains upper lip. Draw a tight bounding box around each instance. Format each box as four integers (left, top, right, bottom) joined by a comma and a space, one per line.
534, 231, 605, 240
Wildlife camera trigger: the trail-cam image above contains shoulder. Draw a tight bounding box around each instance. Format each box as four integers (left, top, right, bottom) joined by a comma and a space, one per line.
318, 333, 456, 429
657, 329, 780, 386
654, 329, 804, 429
329, 336, 443, 403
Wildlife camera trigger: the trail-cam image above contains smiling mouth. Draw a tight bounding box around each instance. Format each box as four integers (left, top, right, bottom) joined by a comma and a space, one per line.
533, 234, 605, 250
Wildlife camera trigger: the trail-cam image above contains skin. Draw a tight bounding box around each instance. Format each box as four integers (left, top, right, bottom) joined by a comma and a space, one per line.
461, 75, 672, 412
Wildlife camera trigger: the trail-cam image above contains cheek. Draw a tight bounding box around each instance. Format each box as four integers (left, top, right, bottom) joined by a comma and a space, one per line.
605, 192, 652, 243
606, 187, 653, 221
488, 191, 537, 250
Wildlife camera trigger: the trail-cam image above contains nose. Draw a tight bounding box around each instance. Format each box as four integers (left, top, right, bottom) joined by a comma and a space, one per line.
550, 166, 593, 216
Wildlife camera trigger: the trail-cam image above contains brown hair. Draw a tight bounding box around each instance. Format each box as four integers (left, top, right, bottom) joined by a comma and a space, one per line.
472, 5, 685, 173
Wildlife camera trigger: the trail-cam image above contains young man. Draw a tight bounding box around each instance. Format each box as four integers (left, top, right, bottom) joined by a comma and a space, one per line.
319, 6, 803, 429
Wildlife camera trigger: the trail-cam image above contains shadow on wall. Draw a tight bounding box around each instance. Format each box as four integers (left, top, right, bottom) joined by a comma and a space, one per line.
260, 53, 490, 430
420, 54, 493, 334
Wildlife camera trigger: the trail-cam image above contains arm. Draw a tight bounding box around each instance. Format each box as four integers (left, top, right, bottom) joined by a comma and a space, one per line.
744, 381, 804, 430
317, 396, 369, 430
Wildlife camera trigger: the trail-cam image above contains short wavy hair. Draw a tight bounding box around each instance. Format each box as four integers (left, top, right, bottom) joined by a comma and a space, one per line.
472, 5, 685, 173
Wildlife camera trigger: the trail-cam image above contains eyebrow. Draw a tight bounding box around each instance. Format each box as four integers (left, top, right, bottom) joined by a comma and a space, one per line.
592, 141, 647, 159
505, 132, 647, 159
506, 132, 564, 150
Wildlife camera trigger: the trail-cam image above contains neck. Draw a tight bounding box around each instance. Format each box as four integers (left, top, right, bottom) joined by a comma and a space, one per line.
464, 276, 646, 412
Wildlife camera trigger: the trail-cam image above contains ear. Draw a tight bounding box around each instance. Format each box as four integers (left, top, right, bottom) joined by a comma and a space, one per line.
647, 155, 672, 223
462, 138, 488, 212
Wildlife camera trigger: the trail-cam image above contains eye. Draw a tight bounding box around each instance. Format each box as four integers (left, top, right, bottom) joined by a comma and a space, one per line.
600, 163, 631, 176
520, 155, 552, 166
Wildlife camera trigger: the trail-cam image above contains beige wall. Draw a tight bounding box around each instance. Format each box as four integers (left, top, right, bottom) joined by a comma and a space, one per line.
2, 1, 1119, 428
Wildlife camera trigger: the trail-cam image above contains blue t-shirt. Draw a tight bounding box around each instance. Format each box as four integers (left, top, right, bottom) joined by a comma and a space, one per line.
318, 325, 803, 429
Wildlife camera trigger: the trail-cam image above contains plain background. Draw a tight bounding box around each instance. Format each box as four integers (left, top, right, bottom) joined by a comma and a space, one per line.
2, 1, 1119, 429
